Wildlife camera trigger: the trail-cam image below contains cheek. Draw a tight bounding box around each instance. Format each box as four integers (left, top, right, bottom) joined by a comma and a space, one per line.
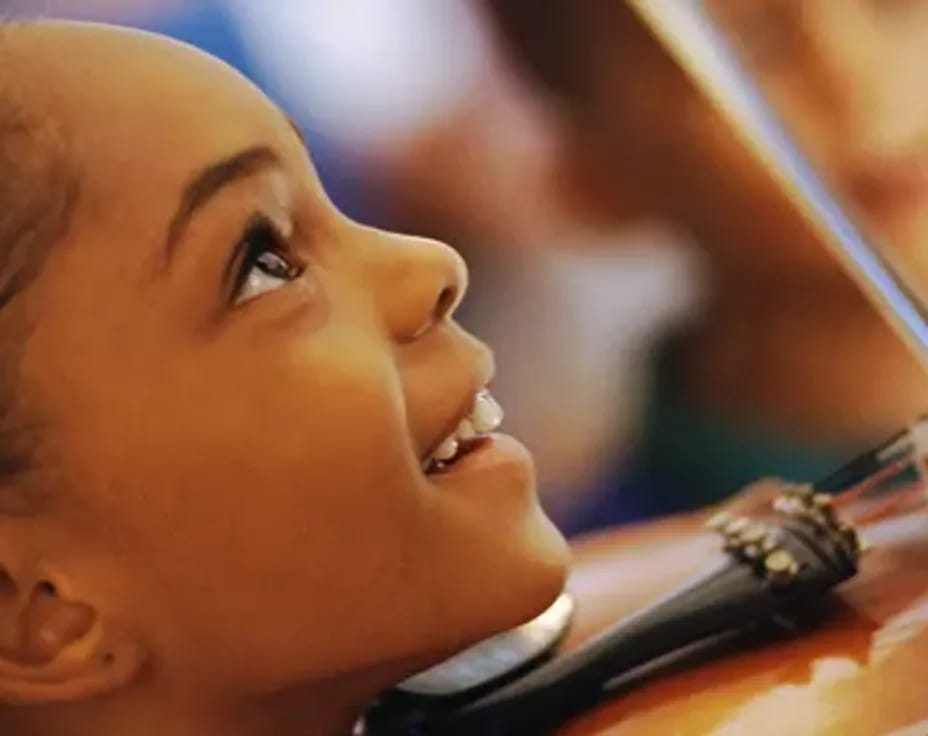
60, 329, 437, 677
145, 350, 414, 551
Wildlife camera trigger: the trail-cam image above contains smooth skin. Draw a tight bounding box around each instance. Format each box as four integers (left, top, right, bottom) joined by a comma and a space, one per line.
0, 21, 569, 736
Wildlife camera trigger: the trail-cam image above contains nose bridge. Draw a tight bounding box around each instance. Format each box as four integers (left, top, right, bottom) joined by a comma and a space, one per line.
804, 2, 926, 154
362, 227, 468, 342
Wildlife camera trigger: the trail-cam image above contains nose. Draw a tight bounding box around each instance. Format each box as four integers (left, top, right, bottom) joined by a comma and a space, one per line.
364, 229, 468, 342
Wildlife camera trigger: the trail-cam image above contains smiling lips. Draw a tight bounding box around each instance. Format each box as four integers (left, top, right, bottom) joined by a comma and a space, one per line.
424, 390, 504, 473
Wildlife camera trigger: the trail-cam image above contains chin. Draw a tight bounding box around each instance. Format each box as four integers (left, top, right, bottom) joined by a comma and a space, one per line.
473, 507, 571, 641
422, 444, 571, 653
382, 512, 569, 689
517, 510, 572, 608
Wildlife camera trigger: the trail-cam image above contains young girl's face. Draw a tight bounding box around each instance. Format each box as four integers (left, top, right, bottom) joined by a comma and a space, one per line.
8, 23, 568, 697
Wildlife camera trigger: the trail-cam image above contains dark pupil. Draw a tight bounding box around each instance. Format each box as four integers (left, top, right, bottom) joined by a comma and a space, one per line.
256, 251, 292, 279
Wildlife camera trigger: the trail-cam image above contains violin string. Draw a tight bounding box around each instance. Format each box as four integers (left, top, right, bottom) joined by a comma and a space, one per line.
831, 457, 912, 508
851, 483, 927, 526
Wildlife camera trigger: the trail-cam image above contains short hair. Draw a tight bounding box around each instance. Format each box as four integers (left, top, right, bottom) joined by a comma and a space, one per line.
0, 24, 79, 510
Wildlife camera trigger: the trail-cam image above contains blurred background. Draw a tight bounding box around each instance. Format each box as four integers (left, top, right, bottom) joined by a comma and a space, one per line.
13, 0, 928, 535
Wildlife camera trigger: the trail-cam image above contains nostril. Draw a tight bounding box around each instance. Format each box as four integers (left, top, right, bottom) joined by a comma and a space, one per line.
387, 237, 467, 342
434, 285, 458, 323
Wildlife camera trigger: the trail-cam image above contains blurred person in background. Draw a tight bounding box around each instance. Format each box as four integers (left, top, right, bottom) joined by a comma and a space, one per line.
485, 0, 928, 531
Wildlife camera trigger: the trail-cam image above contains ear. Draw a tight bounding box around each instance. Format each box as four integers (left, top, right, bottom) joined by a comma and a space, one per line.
0, 566, 146, 705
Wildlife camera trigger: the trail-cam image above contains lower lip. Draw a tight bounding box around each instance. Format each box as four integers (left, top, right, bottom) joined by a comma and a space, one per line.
426, 434, 532, 480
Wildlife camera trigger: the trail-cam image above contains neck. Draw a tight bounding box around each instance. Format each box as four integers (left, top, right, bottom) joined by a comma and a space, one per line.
680, 270, 928, 444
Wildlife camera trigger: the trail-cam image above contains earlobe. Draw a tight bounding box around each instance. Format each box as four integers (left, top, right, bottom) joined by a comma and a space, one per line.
0, 578, 146, 705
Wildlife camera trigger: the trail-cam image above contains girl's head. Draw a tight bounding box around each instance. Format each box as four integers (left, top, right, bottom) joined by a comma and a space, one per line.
0, 19, 568, 729
487, 0, 928, 285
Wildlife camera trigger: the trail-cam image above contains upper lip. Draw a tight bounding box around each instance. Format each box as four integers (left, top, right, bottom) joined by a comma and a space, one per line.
419, 352, 495, 464
420, 393, 479, 465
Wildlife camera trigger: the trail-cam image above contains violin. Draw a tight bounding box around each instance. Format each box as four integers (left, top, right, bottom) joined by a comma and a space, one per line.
559, 494, 928, 735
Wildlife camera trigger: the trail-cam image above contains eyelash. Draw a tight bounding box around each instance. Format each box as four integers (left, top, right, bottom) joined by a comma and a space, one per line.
228, 215, 304, 305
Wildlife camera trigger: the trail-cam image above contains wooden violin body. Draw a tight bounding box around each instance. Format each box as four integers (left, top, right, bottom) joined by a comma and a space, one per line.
558, 506, 928, 735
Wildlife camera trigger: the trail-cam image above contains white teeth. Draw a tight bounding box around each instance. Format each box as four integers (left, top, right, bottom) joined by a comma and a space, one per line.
456, 418, 477, 441
424, 390, 503, 472
470, 391, 503, 434
433, 436, 460, 462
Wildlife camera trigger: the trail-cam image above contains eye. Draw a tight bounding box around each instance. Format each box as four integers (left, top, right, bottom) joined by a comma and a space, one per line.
229, 216, 304, 306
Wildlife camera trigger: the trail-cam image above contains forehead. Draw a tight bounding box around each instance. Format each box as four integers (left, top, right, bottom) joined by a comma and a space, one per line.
4, 22, 299, 229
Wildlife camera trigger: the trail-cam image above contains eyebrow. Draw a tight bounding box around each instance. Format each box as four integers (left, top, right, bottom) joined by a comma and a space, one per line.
163, 145, 282, 267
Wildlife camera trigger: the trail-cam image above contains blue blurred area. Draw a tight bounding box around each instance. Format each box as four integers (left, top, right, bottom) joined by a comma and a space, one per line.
139, 2, 257, 80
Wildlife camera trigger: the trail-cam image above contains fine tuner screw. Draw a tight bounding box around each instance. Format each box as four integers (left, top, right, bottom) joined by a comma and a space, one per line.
705, 484, 863, 586
706, 510, 800, 584
764, 548, 800, 584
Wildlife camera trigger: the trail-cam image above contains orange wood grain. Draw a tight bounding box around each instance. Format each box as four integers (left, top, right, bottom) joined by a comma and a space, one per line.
558, 510, 928, 736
